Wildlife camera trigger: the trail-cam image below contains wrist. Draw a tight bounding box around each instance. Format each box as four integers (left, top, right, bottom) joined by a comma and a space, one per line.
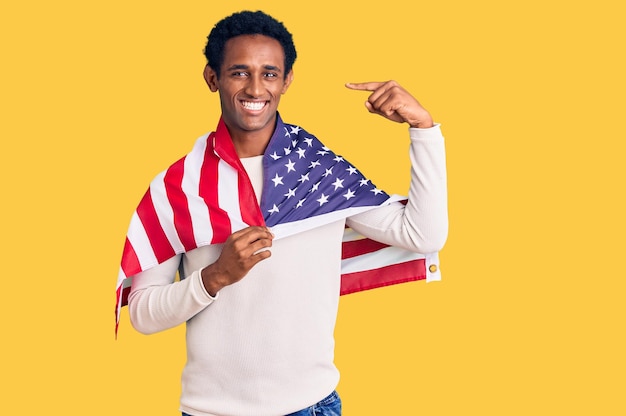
409, 117, 434, 129
200, 263, 224, 298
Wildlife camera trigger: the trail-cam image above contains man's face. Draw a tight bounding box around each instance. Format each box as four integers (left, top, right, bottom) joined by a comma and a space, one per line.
204, 34, 293, 143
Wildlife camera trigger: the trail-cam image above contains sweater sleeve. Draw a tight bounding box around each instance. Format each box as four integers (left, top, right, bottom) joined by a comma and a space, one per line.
128, 254, 217, 334
346, 124, 448, 253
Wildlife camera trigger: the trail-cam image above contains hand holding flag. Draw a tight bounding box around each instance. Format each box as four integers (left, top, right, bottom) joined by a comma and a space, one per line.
345, 81, 434, 129
201, 226, 274, 296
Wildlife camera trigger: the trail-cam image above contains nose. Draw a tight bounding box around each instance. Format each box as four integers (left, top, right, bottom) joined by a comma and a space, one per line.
244, 75, 263, 98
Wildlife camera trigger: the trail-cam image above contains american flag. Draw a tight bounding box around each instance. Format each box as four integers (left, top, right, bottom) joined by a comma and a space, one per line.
115, 115, 440, 332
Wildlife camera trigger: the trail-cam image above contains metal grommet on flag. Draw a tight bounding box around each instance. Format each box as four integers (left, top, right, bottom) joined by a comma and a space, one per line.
425, 253, 442, 282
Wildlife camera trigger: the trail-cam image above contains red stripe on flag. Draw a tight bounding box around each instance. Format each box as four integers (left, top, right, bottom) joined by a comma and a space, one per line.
115, 285, 124, 336
136, 191, 176, 263
238, 169, 264, 226
120, 237, 141, 277
120, 284, 131, 308
342, 238, 390, 259
115, 283, 132, 336
210, 121, 264, 229
199, 146, 232, 243
164, 157, 196, 251
340, 258, 426, 295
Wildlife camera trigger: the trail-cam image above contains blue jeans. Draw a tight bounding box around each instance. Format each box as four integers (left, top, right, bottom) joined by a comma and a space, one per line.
285, 391, 342, 416
182, 390, 342, 416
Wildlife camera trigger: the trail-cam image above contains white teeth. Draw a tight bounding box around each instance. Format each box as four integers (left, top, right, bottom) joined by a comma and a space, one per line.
242, 101, 265, 110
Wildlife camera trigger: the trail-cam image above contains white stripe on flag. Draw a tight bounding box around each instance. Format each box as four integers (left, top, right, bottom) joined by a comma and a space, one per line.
150, 171, 185, 253
342, 228, 364, 242
181, 138, 214, 246
425, 252, 441, 282
341, 245, 425, 274
269, 195, 406, 241
217, 159, 247, 232
126, 211, 159, 270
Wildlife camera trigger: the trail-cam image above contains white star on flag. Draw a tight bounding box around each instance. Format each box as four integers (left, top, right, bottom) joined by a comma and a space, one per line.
316, 193, 329, 206
285, 159, 296, 172
272, 173, 284, 187
332, 178, 344, 190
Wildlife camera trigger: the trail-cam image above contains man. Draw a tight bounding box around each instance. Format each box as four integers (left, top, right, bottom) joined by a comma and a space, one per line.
119, 10, 448, 416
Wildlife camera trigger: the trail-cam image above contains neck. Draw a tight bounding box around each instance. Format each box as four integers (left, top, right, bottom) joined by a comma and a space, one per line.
230, 129, 273, 158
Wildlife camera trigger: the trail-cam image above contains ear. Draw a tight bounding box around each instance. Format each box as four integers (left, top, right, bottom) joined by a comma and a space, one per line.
281, 69, 294, 94
203, 65, 219, 92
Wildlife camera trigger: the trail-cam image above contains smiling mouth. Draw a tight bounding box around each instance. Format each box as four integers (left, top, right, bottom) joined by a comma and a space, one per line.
241, 100, 267, 111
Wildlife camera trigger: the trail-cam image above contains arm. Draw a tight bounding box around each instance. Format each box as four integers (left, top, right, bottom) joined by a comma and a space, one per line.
345, 81, 448, 252
128, 226, 274, 334
128, 254, 214, 334
346, 124, 448, 252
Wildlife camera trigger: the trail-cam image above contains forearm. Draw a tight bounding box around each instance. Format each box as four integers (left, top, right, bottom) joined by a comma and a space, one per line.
347, 124, 448, 252
128, 255, 216, 334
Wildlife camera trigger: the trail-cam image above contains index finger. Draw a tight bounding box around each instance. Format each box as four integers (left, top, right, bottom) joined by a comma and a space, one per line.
345, 82, 385, 92
231, 226, 274, 241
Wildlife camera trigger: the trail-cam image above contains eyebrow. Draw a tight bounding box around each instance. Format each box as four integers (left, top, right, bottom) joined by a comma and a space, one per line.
226, 64, 283, 73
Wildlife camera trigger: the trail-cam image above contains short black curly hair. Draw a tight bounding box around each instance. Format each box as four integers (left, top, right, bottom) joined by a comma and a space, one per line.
204, 10, 297, 79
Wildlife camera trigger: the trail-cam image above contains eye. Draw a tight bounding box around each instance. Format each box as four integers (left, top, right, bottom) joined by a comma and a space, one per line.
264, 72, 279, 78
231, 71, 248, 77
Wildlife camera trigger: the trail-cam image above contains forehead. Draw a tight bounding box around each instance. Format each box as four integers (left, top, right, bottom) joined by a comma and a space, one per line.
222, 35, 286, 68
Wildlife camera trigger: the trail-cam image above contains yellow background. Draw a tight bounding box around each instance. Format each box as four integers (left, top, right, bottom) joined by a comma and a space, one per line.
1, 1, 624, 414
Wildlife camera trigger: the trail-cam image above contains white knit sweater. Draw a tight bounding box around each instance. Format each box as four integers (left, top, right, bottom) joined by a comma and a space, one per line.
128, 125, 448, 416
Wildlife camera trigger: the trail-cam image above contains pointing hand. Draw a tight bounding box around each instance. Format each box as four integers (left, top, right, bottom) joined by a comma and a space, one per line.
346, 81, 433, 128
